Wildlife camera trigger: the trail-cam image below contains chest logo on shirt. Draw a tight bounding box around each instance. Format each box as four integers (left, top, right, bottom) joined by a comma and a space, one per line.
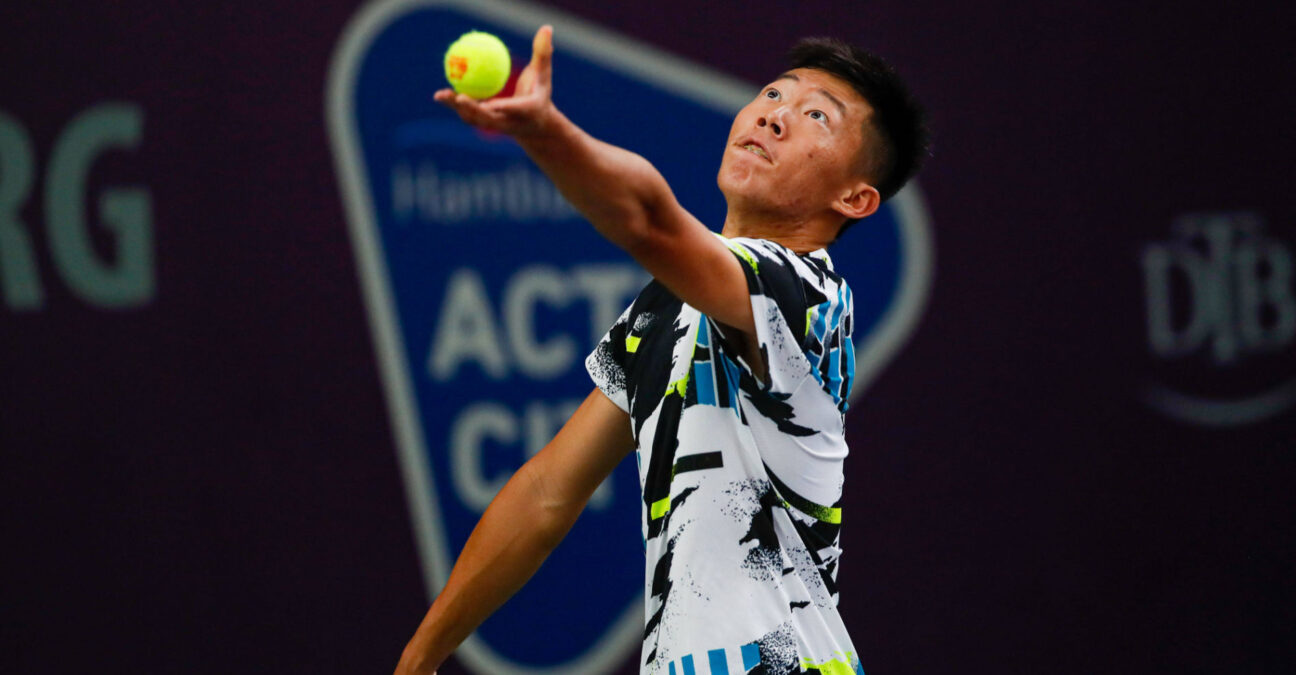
327, 0, 934, 672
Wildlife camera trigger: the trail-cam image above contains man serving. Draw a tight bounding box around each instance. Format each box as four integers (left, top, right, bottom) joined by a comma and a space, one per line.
395, 25, 928, 675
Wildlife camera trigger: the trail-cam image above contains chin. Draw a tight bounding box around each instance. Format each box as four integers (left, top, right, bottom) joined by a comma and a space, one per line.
717, 164, 761, 199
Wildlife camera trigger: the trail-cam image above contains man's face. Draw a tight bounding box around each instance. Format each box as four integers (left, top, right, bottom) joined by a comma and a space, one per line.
718, 68, 875, 219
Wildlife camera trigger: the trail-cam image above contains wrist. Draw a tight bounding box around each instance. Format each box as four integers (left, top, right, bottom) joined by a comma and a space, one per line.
516, 103, 567, 141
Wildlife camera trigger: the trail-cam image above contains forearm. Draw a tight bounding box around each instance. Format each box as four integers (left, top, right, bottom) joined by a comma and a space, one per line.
395, 460, 581, 674
518, 108, 674, 249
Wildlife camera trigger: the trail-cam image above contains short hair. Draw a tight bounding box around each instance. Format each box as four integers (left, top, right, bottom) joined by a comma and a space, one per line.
787, 38, 930, 231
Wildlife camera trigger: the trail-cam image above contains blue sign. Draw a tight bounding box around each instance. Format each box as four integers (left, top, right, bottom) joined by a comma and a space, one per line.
328, 1, 933, 672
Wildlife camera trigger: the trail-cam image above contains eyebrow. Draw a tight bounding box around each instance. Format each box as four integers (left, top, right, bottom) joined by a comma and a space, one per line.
775, 72, 847, 117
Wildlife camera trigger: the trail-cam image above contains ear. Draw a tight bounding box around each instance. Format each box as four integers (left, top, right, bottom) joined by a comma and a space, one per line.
832, 181, 880, 221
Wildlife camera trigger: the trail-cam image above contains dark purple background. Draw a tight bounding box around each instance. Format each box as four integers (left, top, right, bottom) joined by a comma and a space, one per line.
3, 1, 1293, 673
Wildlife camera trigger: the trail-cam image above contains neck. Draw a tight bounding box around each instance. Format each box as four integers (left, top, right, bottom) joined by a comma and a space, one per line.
720, 206, 837, 254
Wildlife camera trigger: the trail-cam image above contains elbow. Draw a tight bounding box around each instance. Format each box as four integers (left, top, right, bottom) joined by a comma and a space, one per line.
582, 154, 676, 252
618, 160, 676, 243
620, 187, 679, 254
616, 216, 655, 255
517, 461, 585, 550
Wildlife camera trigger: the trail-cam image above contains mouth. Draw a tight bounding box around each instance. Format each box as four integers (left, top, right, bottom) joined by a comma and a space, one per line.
735, 139, 771, 162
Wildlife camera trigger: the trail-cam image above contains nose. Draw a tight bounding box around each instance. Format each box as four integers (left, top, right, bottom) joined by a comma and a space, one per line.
757, 107, 787, 137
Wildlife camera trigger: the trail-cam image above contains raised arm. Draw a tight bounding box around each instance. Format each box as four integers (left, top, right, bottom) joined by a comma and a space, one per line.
394, 389, 635, 675
435, 26, 755, 335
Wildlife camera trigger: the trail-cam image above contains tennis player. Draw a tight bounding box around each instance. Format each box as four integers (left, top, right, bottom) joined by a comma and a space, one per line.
395, 25, 928, 675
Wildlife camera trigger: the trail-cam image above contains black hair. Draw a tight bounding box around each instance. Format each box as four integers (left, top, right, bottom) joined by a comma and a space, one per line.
787, 37, 930, 231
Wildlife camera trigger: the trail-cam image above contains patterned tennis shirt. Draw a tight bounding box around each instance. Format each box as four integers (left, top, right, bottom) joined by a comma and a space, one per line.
586, 235, 865, 675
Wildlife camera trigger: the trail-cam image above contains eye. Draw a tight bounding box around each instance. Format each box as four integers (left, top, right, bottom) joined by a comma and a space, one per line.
764, 88, 781, 100
808, 110, 828, 122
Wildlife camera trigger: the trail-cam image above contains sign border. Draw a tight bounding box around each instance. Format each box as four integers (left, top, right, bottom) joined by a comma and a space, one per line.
326, 0, 935, 671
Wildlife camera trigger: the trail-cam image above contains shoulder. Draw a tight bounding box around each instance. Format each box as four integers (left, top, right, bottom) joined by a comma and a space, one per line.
722, 236, 802, 270
725, 237, 849, 305
726, 237, 840, 280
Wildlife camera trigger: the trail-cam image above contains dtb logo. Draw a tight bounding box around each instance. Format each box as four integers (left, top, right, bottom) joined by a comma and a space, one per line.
1140, 212, 1296, 426
328, 0, 934, 672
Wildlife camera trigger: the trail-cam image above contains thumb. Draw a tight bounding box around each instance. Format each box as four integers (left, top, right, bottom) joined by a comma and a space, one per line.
532, 25, 553, 89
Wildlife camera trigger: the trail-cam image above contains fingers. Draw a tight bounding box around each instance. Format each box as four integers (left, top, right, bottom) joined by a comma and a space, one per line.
434, 88, 508, 129
434, 86, 542, 134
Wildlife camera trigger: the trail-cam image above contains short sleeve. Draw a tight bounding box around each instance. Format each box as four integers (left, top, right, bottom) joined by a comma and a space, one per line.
585, 302, 634, 413
718, 236, 821, 394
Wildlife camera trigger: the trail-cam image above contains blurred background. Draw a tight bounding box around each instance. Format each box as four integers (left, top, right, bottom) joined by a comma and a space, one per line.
3, 1, 1294, 673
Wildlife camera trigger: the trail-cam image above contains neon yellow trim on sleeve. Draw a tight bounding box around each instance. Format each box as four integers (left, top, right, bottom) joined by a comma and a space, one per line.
721, 237, 760, 274
625, 335, 641, 353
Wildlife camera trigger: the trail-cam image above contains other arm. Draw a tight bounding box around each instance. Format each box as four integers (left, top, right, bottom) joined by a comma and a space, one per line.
393, 389, 635, 675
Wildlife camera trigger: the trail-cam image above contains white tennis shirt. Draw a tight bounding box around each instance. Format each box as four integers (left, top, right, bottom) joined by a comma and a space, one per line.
587, 236, 865, 675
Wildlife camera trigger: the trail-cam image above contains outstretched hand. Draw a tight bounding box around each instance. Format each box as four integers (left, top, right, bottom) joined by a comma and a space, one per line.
434, 25, 555, 136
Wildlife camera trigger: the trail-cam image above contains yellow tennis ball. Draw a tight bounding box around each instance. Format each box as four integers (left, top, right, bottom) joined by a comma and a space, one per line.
444, 31, 511, 99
